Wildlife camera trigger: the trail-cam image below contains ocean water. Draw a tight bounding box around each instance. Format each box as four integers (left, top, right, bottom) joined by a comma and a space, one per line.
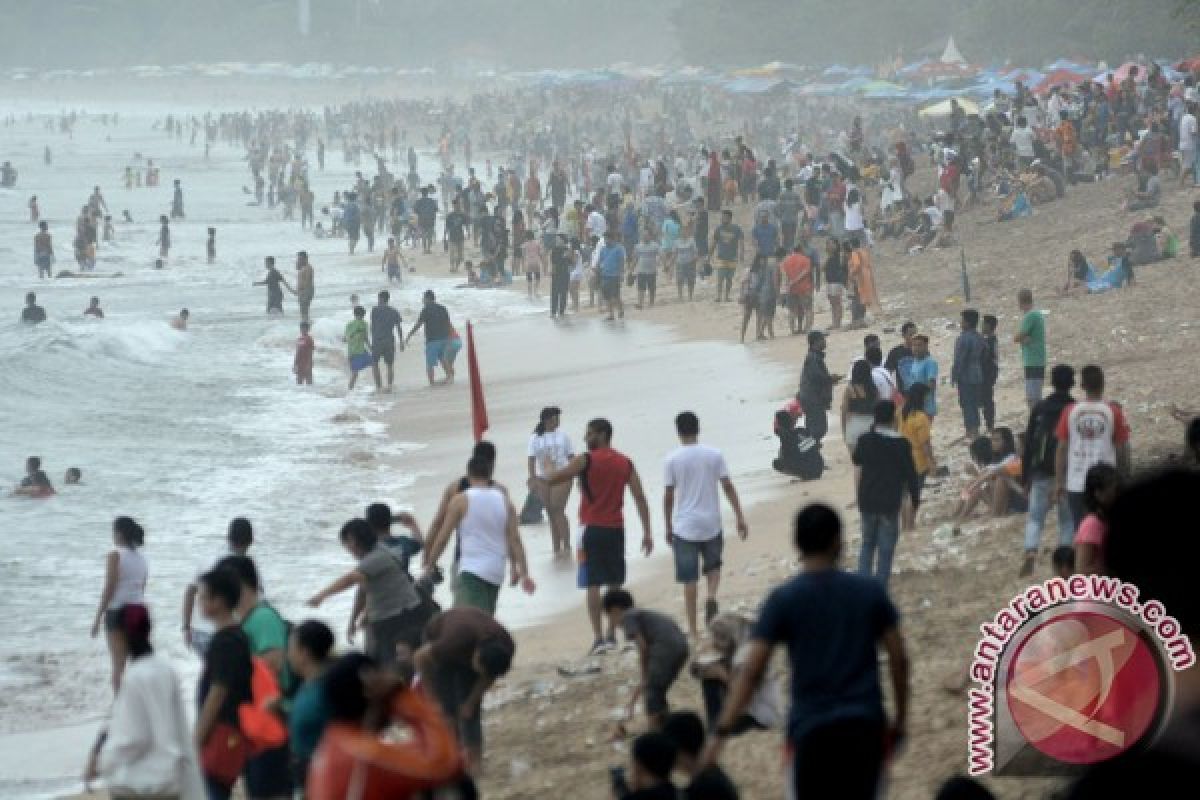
0, 101, 787, 798
0, 106, 542, 796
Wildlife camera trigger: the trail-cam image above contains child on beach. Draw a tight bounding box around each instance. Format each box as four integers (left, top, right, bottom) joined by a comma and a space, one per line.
1073, 463, 1122, 576
603, 589, 689, 734
294, 321, 314, 385
344, 306, 372, 390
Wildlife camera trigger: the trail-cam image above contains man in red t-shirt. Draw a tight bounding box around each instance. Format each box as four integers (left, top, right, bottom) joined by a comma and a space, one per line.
1054, 365, 1131, 535
779, 245, 814, 334
541, 417, 652, 655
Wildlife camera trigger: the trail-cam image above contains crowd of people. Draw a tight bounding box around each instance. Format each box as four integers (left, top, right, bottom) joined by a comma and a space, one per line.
11, 54, 1200, 800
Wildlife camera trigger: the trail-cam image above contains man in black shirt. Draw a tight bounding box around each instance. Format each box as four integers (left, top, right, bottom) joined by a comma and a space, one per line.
797, 331, 837, 443
1019, 364, 1076, 576
884, 322, 917, 390
405, 290, 456, 386
852, 401, 921, 588
662, 711, 739, 799
370, 290, 403, 392
413, 188, 438, 254
21, 291, 46, 324
194, 567, 253, 799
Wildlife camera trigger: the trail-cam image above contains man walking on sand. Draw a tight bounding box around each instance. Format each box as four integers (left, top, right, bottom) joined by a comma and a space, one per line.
405, 290, 456, 385
423, 455, 536, 614
951, 309, 986, 441
703, 503, 909, 800
664, 412, 748, 638
1054, 365, 1131, 536
540, 418, 653, 655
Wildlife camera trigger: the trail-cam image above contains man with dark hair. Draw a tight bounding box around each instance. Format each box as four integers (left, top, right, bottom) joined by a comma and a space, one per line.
705, 504, 909, 800
541, 418, 652, 655
423, 454, 535, 614
620, 732, 679, 799
21, 291, 46, 324
662, 711, 739, 799
952, 309, 987, 440
1020, 364, 1076, 576
405, 290, 456, 386
415, 607, 516, 774
885, 322, 917, 390
1014, 289, 1046, 409
1068, 469, 1200, 796
664, 412, 749, 637
797, 331, 836, 443
603, 589, 689, 731
369, 290, 403, 392
980, 314, 1000, 432
1054, 364, 1131, 533
852, 401, 921, 587
182, 519, 259, 656
194, 568, 253, 799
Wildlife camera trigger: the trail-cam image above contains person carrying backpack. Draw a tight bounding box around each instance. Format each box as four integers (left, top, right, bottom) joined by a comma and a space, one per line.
1019, 364, 1076, 577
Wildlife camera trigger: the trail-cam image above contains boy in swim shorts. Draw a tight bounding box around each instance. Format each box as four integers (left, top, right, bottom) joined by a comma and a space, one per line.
344, 306, 373, 390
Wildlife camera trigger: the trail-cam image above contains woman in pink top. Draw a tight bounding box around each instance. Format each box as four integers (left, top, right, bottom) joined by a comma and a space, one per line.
1074, 464, 1122, 575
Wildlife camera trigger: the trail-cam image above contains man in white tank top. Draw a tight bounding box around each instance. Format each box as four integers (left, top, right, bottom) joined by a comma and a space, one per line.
424, 455, 536, 614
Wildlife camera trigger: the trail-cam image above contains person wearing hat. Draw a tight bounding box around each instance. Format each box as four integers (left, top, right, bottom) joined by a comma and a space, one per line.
797, 331, 838, 444
528, 407, 575, 557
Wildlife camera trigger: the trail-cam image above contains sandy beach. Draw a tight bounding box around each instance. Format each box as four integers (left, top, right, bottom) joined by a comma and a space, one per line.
368, 159, 1195, 799
42, 153, 1199, 800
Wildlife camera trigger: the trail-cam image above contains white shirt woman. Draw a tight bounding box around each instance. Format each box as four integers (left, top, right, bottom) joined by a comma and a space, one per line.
527, 408, 576, 557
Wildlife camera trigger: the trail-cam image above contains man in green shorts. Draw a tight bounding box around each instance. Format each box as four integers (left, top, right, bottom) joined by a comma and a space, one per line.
711, 209, 743, 302
423, 455, 535, 614
344, 305, 375, 391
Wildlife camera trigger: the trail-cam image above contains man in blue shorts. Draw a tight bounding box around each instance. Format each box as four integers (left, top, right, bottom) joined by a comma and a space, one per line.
405, 290, 456, 386
663, 412, 748, 638
597, 230, 627, 321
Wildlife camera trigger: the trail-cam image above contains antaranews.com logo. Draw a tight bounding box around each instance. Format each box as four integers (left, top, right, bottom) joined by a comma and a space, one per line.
967, 574, 1195, 776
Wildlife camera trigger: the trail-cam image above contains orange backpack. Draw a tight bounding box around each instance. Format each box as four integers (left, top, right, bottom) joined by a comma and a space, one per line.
238, 657, 288, 754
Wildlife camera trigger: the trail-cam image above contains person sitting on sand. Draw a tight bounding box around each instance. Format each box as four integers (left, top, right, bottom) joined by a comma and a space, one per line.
14, 456, 55, 496
690, 613, 782, 734
1062, 249, 1097, 292
1123, 163, 1162, 211
1153, 216, 1180, 259
996, 188, 1032, 222
952, 428, 1027, 522
1086, 242, 1135, 293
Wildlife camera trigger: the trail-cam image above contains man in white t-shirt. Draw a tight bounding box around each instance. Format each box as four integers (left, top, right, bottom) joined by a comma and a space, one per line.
1179, 103, 1198, 187
527, 406, 575, 558
1054, 365, 1131, 535
663, 412, 748, 638
586, 205, 607, 240
1010, 115, 1036, 167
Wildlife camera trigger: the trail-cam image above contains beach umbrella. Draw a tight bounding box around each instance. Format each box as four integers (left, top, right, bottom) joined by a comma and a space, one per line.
918, 97, 980, 117
1004, 68, 1045, 86
1095, 61, 1145, 83
1034, 68, 1090, 94
1176, 55, 1200, 73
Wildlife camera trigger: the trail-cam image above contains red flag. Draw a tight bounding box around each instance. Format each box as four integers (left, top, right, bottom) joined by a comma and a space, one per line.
467, 321, 489, 442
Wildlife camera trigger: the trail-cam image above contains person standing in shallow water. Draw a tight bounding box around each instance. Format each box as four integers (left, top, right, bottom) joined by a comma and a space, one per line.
527, 407, 575, 558
171, 179, 185, 219
90, 516, 148, 693
253, 256, 292, 315
295, 251, 315, 323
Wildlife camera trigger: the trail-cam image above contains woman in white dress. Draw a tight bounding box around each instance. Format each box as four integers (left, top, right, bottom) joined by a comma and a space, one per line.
527, 406, 575, 558
91, 516, 148, 693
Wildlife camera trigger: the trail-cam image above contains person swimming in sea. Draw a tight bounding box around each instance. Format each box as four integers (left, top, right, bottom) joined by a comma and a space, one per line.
13, 456, 55, 497
170, 309, 189, 330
